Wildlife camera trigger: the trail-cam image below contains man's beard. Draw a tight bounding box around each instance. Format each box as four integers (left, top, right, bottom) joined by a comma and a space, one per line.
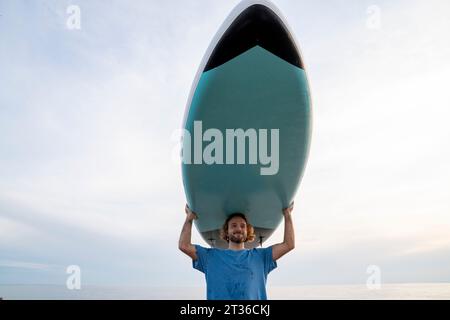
229, 233, 246, 243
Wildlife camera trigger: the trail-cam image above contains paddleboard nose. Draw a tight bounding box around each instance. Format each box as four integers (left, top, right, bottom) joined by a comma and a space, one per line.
204, 4, 304, 72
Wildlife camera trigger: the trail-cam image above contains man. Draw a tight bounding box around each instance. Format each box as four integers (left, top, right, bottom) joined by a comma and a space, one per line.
178, 202, 295, 300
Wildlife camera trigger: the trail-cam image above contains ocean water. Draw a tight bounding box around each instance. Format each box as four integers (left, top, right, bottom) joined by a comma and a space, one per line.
1, 283, 450, 300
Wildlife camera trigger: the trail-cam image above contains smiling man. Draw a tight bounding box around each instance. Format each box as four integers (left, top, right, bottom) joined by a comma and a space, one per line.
178, 203, 295, 300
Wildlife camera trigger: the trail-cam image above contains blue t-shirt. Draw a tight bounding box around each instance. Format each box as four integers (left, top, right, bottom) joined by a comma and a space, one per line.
193, 244, 277, 300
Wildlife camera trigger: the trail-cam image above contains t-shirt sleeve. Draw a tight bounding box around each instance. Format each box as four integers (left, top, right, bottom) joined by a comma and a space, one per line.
192, 244, 209, 274
263, 246, 277, 275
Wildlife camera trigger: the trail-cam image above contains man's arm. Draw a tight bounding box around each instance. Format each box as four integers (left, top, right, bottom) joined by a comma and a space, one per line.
272, 202, 295, 261
178, 204, 198, 260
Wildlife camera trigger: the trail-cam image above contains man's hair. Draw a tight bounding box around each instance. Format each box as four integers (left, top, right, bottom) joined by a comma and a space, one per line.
220, 213, 255, 243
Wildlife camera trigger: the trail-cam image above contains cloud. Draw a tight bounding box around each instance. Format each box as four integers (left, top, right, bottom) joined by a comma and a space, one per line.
269, 234, 450, 286
0, 260, 58, 270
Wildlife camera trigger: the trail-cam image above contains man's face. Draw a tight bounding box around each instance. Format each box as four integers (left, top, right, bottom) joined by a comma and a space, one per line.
227, 216, 247, 243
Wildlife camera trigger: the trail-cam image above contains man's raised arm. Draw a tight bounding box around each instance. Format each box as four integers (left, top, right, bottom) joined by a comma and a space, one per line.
178, 204, 198, 260
271, 202, 295, 261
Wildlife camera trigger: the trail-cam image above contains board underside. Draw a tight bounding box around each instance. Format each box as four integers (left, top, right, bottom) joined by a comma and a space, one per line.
182, 45, 311, 248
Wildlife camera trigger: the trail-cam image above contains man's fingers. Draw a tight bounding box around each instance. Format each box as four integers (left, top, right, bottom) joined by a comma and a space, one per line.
282, 202, 294, 215
185, 204, 198, 219
283, 202, 294, 210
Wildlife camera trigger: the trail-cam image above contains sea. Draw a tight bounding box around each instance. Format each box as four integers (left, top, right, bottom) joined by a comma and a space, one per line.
0, 283, 449, 300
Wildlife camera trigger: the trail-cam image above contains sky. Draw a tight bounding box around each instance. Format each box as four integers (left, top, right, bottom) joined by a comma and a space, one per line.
0, 0, 450, 289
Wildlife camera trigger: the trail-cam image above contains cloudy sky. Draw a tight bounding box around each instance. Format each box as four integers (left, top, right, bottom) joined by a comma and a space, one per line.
1, 0, 450, 290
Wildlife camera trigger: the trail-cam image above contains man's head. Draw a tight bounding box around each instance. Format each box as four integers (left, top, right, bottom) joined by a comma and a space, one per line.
220, 213, 255, 244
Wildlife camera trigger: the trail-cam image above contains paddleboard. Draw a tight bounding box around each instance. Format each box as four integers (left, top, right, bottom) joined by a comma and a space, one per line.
181, 0, 311, 248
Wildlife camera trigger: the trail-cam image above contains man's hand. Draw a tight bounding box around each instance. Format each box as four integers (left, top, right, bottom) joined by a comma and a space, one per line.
272, 201, 295, 261
283, 201, 294, 216
185, 204, 198, 222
